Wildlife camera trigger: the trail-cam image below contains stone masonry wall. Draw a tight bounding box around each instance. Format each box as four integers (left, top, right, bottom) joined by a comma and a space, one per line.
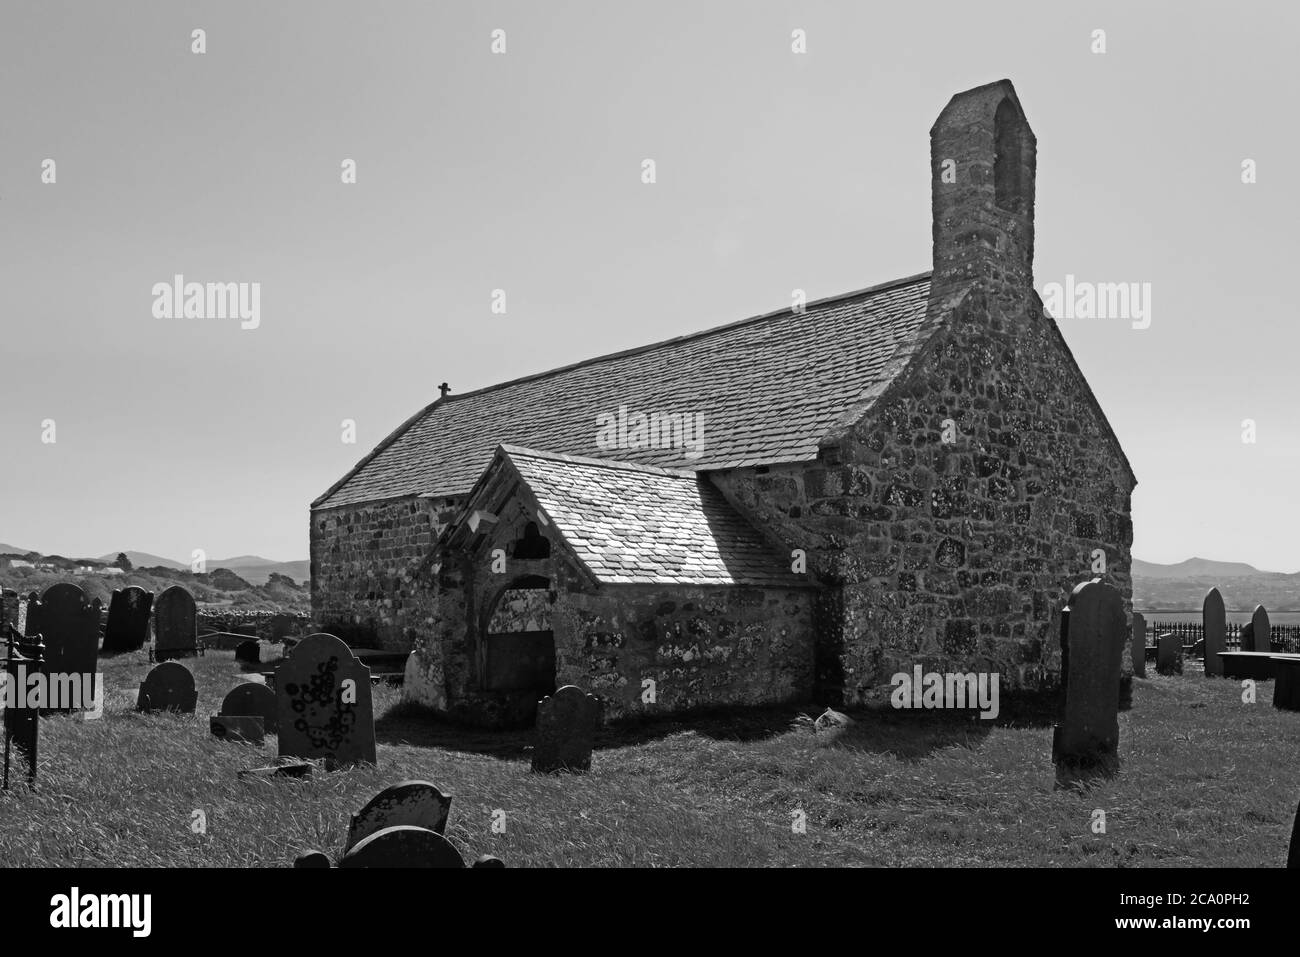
712, 289, 1135, 705
309, 495, 462, 650
553, 584, 815, 721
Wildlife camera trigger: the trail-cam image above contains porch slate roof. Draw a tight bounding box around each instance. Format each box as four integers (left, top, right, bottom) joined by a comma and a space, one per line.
479, 445, 810, 588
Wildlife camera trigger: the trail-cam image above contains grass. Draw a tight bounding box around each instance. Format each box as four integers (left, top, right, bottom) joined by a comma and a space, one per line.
0, 650, 1294, 867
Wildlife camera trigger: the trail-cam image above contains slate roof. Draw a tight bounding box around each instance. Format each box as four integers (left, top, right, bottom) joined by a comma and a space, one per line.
467, 446, 808, 587
314, 272, 935, 508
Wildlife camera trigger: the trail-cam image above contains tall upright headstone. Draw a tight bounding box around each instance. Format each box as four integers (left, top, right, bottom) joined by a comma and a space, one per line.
532, 685, 601, 773
103, 586, 153, 653
1052, 579, 1126, 778
1203, 587, 1226, 677
275, 633, 376, 767
23, 583, 100, 713
1130, 612, 1146, 679
153, 585, 198, 661
1251, 605, 1271, 653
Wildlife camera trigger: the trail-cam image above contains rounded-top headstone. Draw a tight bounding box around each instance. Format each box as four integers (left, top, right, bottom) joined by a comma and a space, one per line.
337, 826, 465, 869
532, 684, 602, 774
137, 660, 198, 713
345, 781, 452, 851
294, 851, 332, 869
1203, 587, 1226, 677
472, 855, 506, 868
1251, 605, 1271, 653
220, 682, 278, 733
104, 586, 154, 653
275, 633, 376, 766
153, 585, 198, 659
1052, 578, 1126, 773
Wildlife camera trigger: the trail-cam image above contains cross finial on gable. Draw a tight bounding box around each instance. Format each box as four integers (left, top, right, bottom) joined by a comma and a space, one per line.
439, 383, 451, 399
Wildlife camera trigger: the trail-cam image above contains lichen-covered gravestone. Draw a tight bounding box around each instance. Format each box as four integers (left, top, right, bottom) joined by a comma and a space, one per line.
345, 781, 452, 851
136, 661, 198, 713
1052, 579, 1125, 778
103, 586, 153, 653
1203, 587, 1226, 677
24, 582, 100, 713
220, 682, 277, 733
153, 585, 198, 661
1130, 612, 1146, 679
275, 633, 376, 767
338, 825, 464, 868
1156, 633, 1182, 676
532, 685, 601, 773
1251, 605, 1271, 653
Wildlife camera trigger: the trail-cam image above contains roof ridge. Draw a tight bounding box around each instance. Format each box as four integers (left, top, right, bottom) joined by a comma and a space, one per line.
442, 270, 931, 404
500, 444, 698, 479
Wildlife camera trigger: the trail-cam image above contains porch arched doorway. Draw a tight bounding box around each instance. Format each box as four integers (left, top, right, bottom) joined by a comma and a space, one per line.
482, 574, 557, 696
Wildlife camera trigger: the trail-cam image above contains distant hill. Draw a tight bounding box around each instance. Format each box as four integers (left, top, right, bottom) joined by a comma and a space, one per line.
208, 557, 310, 586
1131, 557, 1281, 580
96, 551, 187, 570
1133, 557, 1300, 611
91, 552, 308, 584
0, 543, 35, 556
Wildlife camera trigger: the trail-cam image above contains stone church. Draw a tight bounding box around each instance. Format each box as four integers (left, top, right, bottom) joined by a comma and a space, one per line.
311, 80, 1136, 726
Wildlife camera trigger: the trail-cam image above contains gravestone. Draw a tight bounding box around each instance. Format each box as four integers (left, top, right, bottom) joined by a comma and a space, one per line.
338, 826, 464, 868
210, 715, 265, 745
220, 682, 278, 733
0, 589, 18, 630
1156, 633, 1182, 675
1251, 605, 1271, 653
1273, 658, 1300, 712
24, 583, 100, 713
275, 633, 376, 767
103, 586, 153, 653
1289, 798, 1300, 868
153, 585, 198, 661
1203, 587, 1226, 677
345, 781, 452, 851
473, 855, 506, 868
294, 851, 332, 868
1052, 579, 1125, 777
136, 661, 198, 713
532, 685, 601, 773
235, 639, 260, 664
1130, 612, 1146, 679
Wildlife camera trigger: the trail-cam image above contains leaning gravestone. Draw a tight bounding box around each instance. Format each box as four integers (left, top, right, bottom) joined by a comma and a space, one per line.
345, 781, 452, 851
532, 685, 601, 773
338, 826, 464, 868
1156, 633, 1182, 676
220, 682, 278, 733
136, 661, 198, 713
1203, 587, 1226, 677
1052, 579, 1125, 777
153, 585, 198, 661
276, 633, 376, 767
1131, 612, 1146, 679
103, 586, 153, 653
24, 583, 100, 713
1251, 605, 1271, 653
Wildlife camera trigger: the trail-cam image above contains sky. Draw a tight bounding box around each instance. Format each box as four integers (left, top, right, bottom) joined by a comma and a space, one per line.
1, 1, 1297, 570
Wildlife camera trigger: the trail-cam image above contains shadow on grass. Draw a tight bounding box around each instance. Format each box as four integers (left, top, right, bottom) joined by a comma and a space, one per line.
375, 689, 1063, 762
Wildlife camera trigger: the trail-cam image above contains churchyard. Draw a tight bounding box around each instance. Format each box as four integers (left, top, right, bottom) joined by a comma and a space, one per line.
0, 639, 1294, 867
